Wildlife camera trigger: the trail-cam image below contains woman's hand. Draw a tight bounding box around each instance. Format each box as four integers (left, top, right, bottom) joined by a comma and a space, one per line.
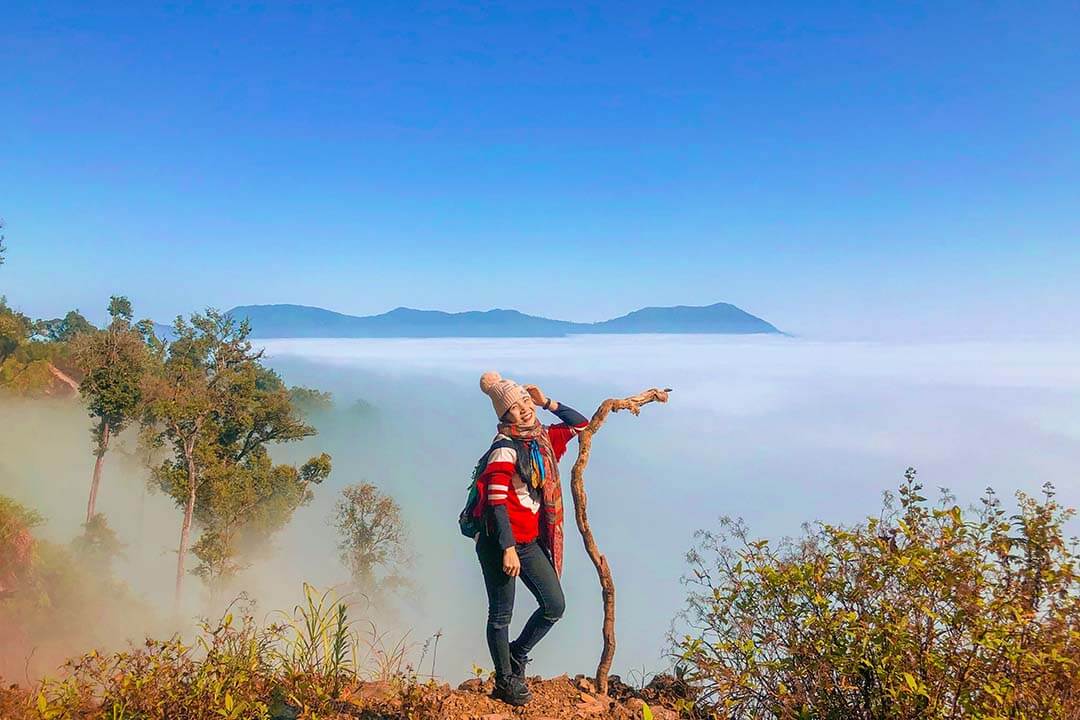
503, 546, 521, 577
523, 384, 547, 408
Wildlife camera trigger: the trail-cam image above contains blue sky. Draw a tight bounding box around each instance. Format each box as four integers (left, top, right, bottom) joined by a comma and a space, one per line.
2, 1, 1077, 339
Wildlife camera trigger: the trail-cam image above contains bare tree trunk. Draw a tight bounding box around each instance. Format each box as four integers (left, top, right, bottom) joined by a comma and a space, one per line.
174, 440, 197, 610
136, 483, 146, 566
86, 421, 111, 522
569, 387, 670, 696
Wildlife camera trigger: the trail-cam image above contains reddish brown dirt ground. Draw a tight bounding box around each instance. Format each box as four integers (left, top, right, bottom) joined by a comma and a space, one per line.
335, 673, 689, 719
0, 673, 691, 719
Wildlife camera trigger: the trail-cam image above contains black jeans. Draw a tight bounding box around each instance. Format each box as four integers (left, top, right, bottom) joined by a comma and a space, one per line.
476, 535, 566, 679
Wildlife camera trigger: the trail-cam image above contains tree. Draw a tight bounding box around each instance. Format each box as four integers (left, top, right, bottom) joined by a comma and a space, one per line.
146, 310, 333, 607
107, 295, 133, 324
71, 297, 152, 521
0, 224, 23, 372
0, 299, 79, 396
0, 243, 85, 393
0, 297, 32, 365
34, 310, 95, 343
333, 482, 410, 601
144, 309, 262, 607
675, 471, 1080, 720
71, 513, 124, 574
192, 451, 331, 596
189, 365, 332, 595
289, 386, 333, 416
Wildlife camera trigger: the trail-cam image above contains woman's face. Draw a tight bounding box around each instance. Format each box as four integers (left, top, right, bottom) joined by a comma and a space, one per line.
502, 394, 536, 426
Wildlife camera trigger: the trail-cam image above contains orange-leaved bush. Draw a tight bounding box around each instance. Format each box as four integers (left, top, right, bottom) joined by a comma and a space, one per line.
675, 469, 1080, 720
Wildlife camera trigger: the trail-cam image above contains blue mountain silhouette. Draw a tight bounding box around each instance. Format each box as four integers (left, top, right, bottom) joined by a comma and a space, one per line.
220, 302, 782, 338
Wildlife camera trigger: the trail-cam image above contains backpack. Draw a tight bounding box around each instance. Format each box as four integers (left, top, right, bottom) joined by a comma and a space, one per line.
458, 438, 515, 539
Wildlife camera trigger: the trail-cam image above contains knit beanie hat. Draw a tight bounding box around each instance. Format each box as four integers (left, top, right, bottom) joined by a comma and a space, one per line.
480, 371, 531, 419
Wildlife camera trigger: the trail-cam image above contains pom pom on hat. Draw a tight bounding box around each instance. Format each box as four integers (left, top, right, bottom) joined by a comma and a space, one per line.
480, 370, 530, 419
479, 371, 502, 395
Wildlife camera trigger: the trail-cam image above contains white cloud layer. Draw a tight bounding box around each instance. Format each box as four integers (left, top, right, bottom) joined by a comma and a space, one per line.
253, 335, 1080, 680
5, 335, 1076, 682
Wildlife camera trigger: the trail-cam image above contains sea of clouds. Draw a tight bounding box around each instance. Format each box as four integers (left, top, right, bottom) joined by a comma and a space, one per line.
256, 335, 1080, 681
4, 334, 1078, 682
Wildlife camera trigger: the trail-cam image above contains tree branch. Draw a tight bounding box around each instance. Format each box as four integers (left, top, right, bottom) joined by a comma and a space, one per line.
569, 386, 671, 696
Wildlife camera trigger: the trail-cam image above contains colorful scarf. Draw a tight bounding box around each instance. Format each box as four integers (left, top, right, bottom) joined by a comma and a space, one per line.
496, 418, 565, 577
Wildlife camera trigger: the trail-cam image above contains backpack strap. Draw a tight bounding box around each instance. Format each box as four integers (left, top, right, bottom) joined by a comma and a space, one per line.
489, 436, 516, 454
473, 437, 516, 480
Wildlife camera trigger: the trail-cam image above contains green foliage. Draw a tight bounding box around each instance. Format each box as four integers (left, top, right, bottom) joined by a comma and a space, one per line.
145, 309, 333, 598
189, 452, 330, 593
288, 386, 333, 417
300, 453, 332, 485
0, 298, 64, 397
0, 236, 91, 397
676, 469, 1080, 719
144, 309, 269, 599
71, 301, 152, 447
35, 310, 95, 343
107, 296, 134, 324
187, 389, 331, 593
71, 513, 125, 574
0, 296, 33, 363
0, 297, 87, 396
333, 482, 411, 601
0, 355, 57, 394
144, 309, 257, 449
270, 583, 358, 706
67, 298, 157, 522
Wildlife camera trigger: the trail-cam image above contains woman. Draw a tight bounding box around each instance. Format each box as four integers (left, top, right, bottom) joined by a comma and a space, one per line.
473, 370, 589, 706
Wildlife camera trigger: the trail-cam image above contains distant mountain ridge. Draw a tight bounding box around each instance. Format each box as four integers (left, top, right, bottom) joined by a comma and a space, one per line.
222, 302, 781, 338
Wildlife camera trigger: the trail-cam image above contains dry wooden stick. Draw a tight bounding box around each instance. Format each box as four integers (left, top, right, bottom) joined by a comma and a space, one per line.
569, 387, 671, 696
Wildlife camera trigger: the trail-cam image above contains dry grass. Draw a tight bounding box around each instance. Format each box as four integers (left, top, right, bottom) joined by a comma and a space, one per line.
6, 583, 688, 719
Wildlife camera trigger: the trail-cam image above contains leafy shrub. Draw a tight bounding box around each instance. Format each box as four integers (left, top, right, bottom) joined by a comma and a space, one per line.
675, 470, 1080, 719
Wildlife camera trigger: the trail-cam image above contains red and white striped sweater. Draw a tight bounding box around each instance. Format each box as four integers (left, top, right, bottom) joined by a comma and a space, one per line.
476, 403, 589, 545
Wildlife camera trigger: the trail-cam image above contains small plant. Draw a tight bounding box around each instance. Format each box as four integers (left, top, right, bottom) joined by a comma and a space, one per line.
270, 582, 358, 711
627, 664, 654, 692
357, 620, 414, 682
415, 629, 443, 681
470, 663, 493, 681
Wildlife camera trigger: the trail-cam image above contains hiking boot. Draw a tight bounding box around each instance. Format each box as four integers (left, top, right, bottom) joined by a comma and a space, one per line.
491, 674, 532, 707
508, 641, 532, 681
